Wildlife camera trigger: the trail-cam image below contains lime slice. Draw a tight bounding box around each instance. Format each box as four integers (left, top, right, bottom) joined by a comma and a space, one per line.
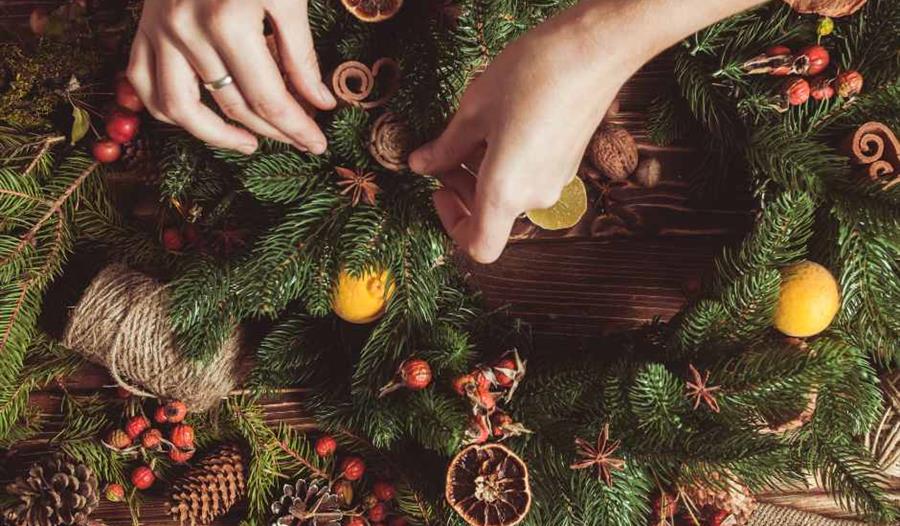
525, 177, 588, 230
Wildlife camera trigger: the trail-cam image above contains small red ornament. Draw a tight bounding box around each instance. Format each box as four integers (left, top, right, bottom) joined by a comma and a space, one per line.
105, 429, 132, 450
796, 45, 830, 76
836, 70, 864, 97
169, 448, 195, 464
115, 78, 144, 113
125, 416, 150, 439
170, 424, 195, 450
368, 503, 387, 523
346, 518, 366, 526
162, 227, 184, 252
164, 400, 188, 423
141, 428, 163, 450
315, 435, 338, 457
401, 359, 432, 390
373, 480, 396, 501
153, 406, 168, 424
388, 518, 409, 526
92, 140, 122, 164
783, 77, 811, 106
810, 77, 835, 100
105, 483, 126, 502
106, 109, 140, 144
340, 456, 366, 481
131, 465, 155, 490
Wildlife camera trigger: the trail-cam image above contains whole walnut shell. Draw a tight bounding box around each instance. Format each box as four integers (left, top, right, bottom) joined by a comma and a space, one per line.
587, 125, 638, 181
783, 0, 868, 17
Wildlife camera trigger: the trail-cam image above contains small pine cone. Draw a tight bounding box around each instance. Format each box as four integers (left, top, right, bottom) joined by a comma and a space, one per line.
681, 473, 757, 526
121, 137, 159, 185
4, 453, 100, 526
167, 444, 246, 526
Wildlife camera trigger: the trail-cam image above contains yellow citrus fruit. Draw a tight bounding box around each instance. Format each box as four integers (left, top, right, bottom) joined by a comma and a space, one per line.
525, 176, 588, 230
332, 268, 393, 324
773, 261, 840, 337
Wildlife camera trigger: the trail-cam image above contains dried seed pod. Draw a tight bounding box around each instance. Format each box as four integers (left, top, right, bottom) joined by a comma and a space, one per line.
635, 157, 662, 188
587, 125, 639, 181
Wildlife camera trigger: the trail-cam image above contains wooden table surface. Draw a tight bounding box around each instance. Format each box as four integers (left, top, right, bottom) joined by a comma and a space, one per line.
0, 6, 766, 524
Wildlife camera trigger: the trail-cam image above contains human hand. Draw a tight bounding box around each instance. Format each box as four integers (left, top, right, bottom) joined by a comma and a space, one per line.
127, 0, 336, 155
409, 0, 764, 263
408, 7, 631, 263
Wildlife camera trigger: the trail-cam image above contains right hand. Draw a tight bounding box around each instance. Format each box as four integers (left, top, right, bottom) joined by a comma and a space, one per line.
127, 0, 336, 155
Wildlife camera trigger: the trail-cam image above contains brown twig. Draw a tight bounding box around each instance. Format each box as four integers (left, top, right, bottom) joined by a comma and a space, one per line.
274, 437, 330, 481
22, 135, 65, 178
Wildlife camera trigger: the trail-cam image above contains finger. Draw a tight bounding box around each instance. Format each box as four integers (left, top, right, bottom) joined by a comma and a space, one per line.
436, 168, 477, 207
127, 32, 174, 124
409, 110, 483, 175
213, 27, 328, 154
154, 40, 258, 154
170, 36, 296, 146
267, 2, 336, 110
433, 188, 472, 238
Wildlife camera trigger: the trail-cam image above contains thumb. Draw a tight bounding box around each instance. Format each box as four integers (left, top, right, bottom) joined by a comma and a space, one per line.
268, 3, 336, 110
409, 110, 482, 175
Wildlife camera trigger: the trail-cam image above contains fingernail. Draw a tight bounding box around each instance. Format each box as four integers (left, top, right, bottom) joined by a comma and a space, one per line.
318, 83, 336, 106
238, 143, 257, 155
308, 140, 327, 155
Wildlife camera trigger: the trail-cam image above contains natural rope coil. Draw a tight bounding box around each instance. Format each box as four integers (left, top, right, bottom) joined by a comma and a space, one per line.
63, 264, 245, 411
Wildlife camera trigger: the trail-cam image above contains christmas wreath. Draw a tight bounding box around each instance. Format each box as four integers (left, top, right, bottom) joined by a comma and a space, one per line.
0, 1, 897, 526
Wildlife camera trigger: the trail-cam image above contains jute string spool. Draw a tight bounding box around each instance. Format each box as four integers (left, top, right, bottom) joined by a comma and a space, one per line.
63, 264, 245, 411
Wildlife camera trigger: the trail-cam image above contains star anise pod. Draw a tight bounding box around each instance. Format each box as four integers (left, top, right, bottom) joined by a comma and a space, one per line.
570, 424, 625, 486
335, 167, 379, 207
685, 364, 721, 413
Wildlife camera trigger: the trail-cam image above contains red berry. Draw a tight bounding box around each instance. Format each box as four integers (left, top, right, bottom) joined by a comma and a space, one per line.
388, 518, 409, 526
92, 140, 121, 164
368, 503, 387, 523
373, 480, 396, 501
141, 428, 163, 450
105, 429, 132, 450
783, 77, 811, 106
164, 400, 188, 423
452, 374, 475, 396
106, 109, 140, 144
130, 466, 155, 490
345, 518, 366, 526
493, 358, 517, 387
105, 483, 126, 502
125, 416, 150, 439
340, 456, 366, 481
315, 435, 338, 457
170, 424, 195, 450
115, 78, 144, 113
796, 45, 830, 76
162, 227, 184, 252
810, 77, 835, 101
169, 448, 195, 464
400, 359, 432, 390
836, 70, 864, 98
153, 406, 168, 424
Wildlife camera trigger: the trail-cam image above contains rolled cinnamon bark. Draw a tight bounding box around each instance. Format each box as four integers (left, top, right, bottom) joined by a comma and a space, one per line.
369, 111, 411, 171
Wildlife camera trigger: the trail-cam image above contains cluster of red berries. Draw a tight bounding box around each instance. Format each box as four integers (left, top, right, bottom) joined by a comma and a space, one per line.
651, 492, 731, 526
377, 358, 433, 398
91, 74, 145, 164
102, 399, 194, 497
313, 436, 409, 526
742, 44, 863, 109
452, 350, 530, 445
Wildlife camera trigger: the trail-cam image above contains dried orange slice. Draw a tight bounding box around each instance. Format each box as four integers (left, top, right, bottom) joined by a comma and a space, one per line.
341, 0, 404, 22
446, 443, 532, 526
525, 176, 588, 230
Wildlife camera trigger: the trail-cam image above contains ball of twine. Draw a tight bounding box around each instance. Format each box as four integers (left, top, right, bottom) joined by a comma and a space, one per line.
63, 264, 245, 411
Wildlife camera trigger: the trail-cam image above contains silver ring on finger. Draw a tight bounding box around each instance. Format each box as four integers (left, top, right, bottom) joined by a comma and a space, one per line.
203, 74, 234, 92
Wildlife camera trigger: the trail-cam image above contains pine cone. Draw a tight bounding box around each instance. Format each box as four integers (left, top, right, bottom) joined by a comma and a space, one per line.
681, 473, 757, 526
3, 454, 100, 526
120, 137, 159, 185
167, 444, 247, 526
269, 479, 346, 526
